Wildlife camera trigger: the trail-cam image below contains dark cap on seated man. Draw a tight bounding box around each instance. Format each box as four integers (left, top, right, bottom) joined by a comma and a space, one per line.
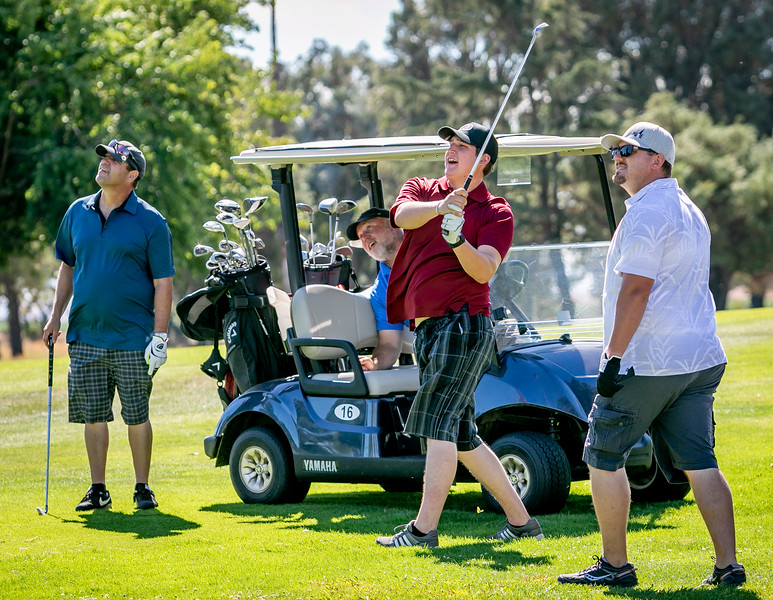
95, 139, 147, 180
437, 122, 498, 168
346, 207, 390, 245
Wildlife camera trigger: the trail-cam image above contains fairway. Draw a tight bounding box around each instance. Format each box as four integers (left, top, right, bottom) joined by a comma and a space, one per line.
1, 308, 771, 599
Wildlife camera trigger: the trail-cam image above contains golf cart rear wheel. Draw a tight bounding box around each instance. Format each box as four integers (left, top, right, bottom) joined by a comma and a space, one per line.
482, 431, 571, 515
627, 461, 691, 503
229, 427, 310, 504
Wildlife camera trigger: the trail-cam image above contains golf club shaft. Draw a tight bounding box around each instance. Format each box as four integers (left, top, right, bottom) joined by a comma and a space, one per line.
462, 22, 549, 191
43, 335, 53, 514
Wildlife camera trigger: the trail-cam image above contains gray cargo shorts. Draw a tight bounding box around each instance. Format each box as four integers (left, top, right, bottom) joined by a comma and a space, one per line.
583, 363, 725, 481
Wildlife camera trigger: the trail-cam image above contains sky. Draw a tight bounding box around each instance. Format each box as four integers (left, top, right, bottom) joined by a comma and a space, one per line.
239, 0, 402, 67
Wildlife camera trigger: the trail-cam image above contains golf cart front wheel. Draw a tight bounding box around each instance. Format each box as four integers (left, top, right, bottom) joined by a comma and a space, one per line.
229, 427, 310, 504
482, 431, 571, 515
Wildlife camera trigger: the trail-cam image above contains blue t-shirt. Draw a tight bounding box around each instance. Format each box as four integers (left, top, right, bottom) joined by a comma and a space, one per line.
55, 190, 175, 351
369, 263, 406, 331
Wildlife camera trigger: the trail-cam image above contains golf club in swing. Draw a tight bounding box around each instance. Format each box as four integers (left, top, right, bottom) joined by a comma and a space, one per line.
443, 22, 549, 235
37, 335, 54, 516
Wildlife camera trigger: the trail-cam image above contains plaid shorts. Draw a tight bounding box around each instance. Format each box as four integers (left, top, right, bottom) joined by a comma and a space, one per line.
67, 341, 153, 425
404, 309, 495, 451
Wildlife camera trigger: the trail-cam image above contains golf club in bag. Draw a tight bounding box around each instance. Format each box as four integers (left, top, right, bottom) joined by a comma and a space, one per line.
37, 336, 54, 516
443, 22, 549, 235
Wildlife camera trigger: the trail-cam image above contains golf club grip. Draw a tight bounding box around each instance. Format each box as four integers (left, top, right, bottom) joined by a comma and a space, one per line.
48, 335, 54, 386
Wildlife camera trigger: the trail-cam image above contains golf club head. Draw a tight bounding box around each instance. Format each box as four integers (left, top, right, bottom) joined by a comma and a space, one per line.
243, 196, 268, 216
318, 197, 338, 215
336, 246, 353, 258
299, 234, 309, 252
312, 242, 328, 256
218, 240, 240, 252
296, 202, 313, 216
36, 507, 46, 515
214, 198, 241, 215
203, 220, 226, 234
249, 236, 265, 250
193, 244, 215, 257
336, 200, 357, 214
534, 22, 549, 35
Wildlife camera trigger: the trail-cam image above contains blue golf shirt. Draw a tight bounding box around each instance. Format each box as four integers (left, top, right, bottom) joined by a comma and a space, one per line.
369, 263, 407, 332
55, 190, 175, 351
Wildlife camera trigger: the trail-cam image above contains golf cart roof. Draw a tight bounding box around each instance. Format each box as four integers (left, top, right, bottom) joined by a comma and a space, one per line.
232, 134, 605, 167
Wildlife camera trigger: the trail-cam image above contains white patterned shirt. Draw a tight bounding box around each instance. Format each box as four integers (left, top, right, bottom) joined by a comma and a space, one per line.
602, 178, 726, 376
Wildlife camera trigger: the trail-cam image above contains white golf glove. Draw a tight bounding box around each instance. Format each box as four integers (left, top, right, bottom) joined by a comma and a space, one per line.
441, 212, 465, 245
145, 333, 168, 375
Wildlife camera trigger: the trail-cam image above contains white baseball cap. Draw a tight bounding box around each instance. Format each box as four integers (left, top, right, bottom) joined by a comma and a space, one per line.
601, 121, 675, 165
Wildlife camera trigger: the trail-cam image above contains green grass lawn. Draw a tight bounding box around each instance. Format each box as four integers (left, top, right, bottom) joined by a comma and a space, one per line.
1, 309, 771, 599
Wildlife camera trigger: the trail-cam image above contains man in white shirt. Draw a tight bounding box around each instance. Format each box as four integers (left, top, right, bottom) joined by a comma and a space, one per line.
558, 122, 745, 588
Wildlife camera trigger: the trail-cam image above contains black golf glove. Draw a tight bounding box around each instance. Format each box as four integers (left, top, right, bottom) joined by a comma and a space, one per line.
597, 353, 624, 397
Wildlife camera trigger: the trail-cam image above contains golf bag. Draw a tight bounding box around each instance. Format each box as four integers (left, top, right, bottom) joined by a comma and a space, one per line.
176, 259, 294, 403
220, 262, 295, 393
304, 255, 360, 291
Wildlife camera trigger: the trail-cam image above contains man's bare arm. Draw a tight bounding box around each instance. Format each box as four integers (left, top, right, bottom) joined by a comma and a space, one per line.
606, 272, 654, 357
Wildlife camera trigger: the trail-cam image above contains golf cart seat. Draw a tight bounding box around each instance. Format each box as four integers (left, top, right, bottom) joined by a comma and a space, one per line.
289, 284, 419, 397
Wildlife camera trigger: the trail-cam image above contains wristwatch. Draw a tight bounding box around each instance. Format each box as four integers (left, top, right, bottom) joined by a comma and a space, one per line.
448, 233, 465, 249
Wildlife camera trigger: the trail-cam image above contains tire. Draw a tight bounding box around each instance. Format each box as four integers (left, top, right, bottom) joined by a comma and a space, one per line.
380, 480, 423, 493
628, 461, 691, 503
481, 431, 571, 515
229, 427, 310, 504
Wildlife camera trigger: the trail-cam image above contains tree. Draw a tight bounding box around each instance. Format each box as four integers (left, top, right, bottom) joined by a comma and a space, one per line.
631, 93, 773, 308
0, 0, 300, 355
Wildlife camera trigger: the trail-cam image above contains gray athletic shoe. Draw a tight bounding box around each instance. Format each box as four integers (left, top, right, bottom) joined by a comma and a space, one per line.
376, 521, 439, 548
488, 517, 544, 541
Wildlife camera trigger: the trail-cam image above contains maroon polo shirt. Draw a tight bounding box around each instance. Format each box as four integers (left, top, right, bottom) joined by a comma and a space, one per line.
386, 176, 513, 323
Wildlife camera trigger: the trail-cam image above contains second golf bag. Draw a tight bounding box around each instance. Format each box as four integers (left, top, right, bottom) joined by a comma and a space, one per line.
219, 261, 295, 395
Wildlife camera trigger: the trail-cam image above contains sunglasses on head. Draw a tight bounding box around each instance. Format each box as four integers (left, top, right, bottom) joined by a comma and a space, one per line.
610, 144, 657, 159
107, 139, 138, 170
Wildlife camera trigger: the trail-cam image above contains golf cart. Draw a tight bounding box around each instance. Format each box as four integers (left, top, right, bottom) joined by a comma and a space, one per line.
183, 134, 690, 514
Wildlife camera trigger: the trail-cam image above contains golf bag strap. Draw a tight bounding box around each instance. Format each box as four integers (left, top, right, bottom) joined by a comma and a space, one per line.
229, 294, 268, 309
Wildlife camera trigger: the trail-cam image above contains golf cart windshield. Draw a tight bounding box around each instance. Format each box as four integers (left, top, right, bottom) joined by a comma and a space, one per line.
490, 241, 609, 349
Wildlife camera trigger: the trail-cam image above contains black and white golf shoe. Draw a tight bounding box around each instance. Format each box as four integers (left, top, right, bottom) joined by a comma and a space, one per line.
75, 485, 112, 511
558, 555, 638, 587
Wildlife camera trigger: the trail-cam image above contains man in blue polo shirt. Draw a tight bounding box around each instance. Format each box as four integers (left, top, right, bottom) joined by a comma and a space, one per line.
43, 139, 174, 512
346, 208, 406, 370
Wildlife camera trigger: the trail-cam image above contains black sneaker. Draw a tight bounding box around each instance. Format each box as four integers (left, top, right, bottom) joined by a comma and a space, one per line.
558, 556, 638, 587
702, 563, 746, 586
133, 484, 158, 510
488, 517, 544, 541
376, 521, 439, 548
75, 486, 112, 511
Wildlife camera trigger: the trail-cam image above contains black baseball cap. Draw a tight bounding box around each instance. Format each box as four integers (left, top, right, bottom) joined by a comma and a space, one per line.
437, 122, 498, 165
95, 139, 146, 180
346, 207, 390, 241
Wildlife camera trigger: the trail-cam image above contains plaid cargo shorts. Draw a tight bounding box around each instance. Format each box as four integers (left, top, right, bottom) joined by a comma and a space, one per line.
67, 340, 153, 425
404, 309, 495, 451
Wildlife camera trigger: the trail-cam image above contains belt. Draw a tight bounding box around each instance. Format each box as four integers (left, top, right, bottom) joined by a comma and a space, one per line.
414, 304, 469, 329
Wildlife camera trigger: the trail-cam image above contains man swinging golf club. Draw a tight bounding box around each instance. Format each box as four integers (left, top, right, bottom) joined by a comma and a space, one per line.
376, 123, 542, 547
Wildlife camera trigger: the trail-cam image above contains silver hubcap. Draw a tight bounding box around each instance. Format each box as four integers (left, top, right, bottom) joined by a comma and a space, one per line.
239, 445, 273, 493
500, 453, 530, 497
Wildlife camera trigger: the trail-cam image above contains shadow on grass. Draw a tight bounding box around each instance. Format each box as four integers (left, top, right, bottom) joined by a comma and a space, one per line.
62, 509, 201, 539
601, 586, 761, 599
201, 486, 694, 544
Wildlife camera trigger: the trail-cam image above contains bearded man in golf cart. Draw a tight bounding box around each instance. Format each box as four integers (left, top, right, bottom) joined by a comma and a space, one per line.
346, 207, 406, 371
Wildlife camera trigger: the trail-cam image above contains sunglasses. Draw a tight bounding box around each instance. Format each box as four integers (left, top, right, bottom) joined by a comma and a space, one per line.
609, 144, 657, 159
107, 139, 138, 171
